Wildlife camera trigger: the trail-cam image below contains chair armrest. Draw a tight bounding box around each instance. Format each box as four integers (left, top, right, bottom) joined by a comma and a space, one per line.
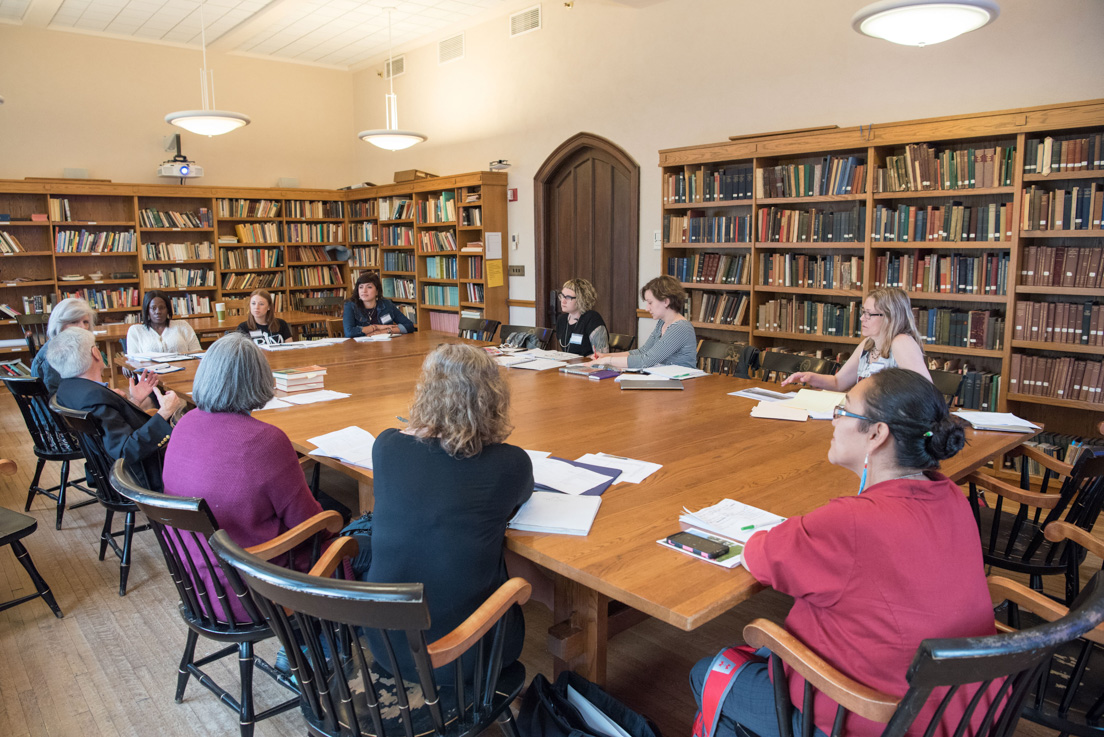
1007, 445, 1072, 478
988, 575, 1104, 646
1044, 520, 1104, 558
245, 510, 344, 561
427, 577, 532, 668
0, 459, 16, 476
742, 619, 900, 724
307, 536, 359, 578
963, 471, 1060, 509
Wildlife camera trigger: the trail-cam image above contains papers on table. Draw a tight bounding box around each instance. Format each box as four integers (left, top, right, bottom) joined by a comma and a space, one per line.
307, 426, 375, 469
144, 363, 186, 374
495, 354, 534, 367
128, 352, 196, 362
656, 528, 745, 569
680, 499, 785, 544
354, 334, 392, 342
508, 492, 602, 536
750, 402, 808, 421
575, 453, 661, 484
566, 685, 633, 737
255, 397, 293, 411
615, 373, 667, 382
953, 411, 1040, 433
729, 386, 791, 402
644, 364, 708, 380
532, 457, 620, 495
524, 450, 551, 462
749, 389, 844, 421
280, 390, 350, 405
523, 348, 579, 361
510, 357, 568, 371
258, 342, 311, 352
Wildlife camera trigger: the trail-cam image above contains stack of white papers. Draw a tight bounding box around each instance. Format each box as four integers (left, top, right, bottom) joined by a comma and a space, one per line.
953, 411, 1040, 433
307, 426, 376, 469
128, 351, 195, 362
256, 397, 293, 411
680, 499, 785, 544
354, 334, 392, 342
258, 342, 311, 352
495, 354, 535, 367
575, 453, 661, 484
615, 373, 668, 383
509, 492, 602, 536
750, 402, 808, 421
775, 389, 845, 420
511, 358, 568, 371
644, 364, 708, 380
532, 457, 616, 495
729, 386, 791, 402
523, 348, 580, 361
280, 390, 350, 405
143, 363, 185, 374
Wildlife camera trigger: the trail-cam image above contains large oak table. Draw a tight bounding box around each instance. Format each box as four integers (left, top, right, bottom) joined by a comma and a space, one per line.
153, 331, 1032, 684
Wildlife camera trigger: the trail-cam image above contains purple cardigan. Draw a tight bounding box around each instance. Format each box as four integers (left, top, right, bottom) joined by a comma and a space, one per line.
162, 410, 324, 623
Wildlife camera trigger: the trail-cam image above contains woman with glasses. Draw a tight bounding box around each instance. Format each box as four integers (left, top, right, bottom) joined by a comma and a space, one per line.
782, 286, 930, 391
555, 278, 609, 356
691, 368, 995, 737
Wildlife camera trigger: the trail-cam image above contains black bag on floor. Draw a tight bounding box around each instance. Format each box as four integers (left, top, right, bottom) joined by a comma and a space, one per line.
518, 672, 661, 737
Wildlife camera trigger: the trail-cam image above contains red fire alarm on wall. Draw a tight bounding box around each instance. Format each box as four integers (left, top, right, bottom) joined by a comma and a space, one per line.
507, 188, 518, 202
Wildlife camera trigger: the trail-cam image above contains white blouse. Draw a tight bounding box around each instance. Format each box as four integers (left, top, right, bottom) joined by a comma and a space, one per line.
126, 320, 201, 354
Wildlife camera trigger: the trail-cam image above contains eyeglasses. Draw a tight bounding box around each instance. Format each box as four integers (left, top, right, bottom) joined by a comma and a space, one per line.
832, 405, 876, 423
559, 293, 577, 301
859, 309, 884, 319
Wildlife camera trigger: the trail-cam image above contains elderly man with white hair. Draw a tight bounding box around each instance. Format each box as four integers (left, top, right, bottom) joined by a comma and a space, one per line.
48, 327, 184, 491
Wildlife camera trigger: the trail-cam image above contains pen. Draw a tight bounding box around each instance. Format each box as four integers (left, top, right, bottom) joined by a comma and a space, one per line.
396, 415, 408, 423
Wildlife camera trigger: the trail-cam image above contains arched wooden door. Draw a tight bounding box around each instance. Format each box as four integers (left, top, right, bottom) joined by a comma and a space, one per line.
534, 133, 639, 336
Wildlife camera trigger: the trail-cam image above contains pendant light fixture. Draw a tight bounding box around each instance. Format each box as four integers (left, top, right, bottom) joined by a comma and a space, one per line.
358, 7, 427, 151
165, 2, 251, 136
852, 0, 999, 47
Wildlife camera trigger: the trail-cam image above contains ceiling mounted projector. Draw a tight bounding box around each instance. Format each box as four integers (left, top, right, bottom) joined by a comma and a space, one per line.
158, 161, 204, 178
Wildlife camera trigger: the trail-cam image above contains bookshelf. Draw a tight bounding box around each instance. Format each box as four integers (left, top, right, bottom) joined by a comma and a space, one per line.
138, 195, 217, 318
660, 98, 1104, 435
0, 191, 54, 354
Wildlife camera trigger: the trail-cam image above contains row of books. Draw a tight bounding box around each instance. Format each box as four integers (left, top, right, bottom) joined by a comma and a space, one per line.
350, 222, 377, 242
427, 310, 463, 333
871, 202, 1012, 243
874, 144, 1015, 192
695, 292, 749, 326
286, 223, 344, 243
425, 256, 457, 280
47, 198, 76, 221
234, 222, 281, 244
350, 200, 377, 219
756, 156, 867, 198
138, 208, 212, 229
423, 284, 460, 307
1021, 185, 1102, 231
382, 251, 415, 271
761, 253, 863, 290
418, 192, 456, 224
955, 370, 1001, 411
0, 359, 31, 377
222, 272, 284, 290
217, 198, 280, 218
461, 207, 482, 226
55, 229, 137, 253
1005, 433, 1104, 478
664, 213, 751, 244
419, 231, 458, 253
1024, 135, 1104, 174
143, 267, 216, 289
0, 230, 25, 253
465, 255, 484, 279
168, 294, 211, 316
288, 265, 343, 287
142, 241, 214, 260
757, 205, 866, 243
383, 225, 414, 247
350, 246, 379, 268
871, 251, 1010, 295
221, 249, 282, 269
664, 165, 754, 203
1009, 353, 1102, 405
1020, 246, 1103, 288
465, 283, 485, 303
2, 294, 55, 316
756, 298, 861, 338
912, 308, 1004, 350
285, 200, 344, 219
60, 287, 140, 310
382, 277, 416, 301
667, 252, 751, 285
379, 198, 415, 221
287, 246, 335, 263
1013, 301, 1104, 346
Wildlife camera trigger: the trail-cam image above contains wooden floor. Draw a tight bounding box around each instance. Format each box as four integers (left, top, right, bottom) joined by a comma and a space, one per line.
0, 389, 1097, 737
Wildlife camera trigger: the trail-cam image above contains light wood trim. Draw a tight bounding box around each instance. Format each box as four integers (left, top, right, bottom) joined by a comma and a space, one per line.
507, 299, 536, 309
307, 536, 359, 579
426, 577, 532, 668
743, 619, 900, 723
245, 510, 344, 561
729, 125, 840, 142
1008, 445, 1073, 479
1044, 520, 1104, 558
963, 471, 1061, 509
0, 458, 15, 476
988, 574, 1104, 646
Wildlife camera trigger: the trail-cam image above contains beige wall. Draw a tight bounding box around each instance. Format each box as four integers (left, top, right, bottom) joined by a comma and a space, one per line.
0, 25, 357, 188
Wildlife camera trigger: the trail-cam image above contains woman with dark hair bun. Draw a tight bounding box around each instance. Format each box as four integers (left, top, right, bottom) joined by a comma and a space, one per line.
691, 368, 995, 737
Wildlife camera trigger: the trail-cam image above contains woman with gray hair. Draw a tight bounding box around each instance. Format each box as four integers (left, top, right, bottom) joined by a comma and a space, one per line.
161, 332, 325, 622
31, 297, 97, 394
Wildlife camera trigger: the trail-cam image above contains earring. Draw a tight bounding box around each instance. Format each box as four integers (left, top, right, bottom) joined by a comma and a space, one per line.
858, 453, 870, 495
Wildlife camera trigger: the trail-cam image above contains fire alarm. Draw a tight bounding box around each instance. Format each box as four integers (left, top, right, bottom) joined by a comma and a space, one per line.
507, 188, 518, 202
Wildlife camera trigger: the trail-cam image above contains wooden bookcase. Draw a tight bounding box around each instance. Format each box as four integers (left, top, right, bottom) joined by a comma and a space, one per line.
0, 172, 507, 353
660, 98, 1104, 436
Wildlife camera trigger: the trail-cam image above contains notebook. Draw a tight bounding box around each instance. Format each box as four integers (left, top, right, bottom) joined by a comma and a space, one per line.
508, 492, 602, 536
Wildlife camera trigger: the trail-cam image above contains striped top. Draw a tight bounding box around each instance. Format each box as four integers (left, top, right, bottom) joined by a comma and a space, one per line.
628, 319, 697, 369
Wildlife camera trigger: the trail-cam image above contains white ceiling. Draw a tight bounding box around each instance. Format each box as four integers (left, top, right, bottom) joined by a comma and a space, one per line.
2, 0, 513, 70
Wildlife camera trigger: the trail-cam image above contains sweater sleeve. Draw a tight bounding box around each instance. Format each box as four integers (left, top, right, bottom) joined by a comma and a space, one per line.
384, 300, 415, 333
125, 324, 147, 354
343, 301, 360, 338
92, 398, 173, 471
177, 322, 201, 352
267, 427, 325, 530
627, 320, 696, 369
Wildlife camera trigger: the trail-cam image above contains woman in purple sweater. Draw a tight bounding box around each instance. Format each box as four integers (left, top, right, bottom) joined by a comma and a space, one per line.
162, 332, 324, 622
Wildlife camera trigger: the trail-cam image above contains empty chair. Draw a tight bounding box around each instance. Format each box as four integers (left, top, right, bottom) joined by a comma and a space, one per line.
498, 325, 554, 350
760, 351, 838, 382
458, 317, 501, 342
299, 295, 345, 340
697, 339, 745, 376
929, 369, 964, 407
0, 458, 63, 619
211, 529, 531, 737
607, 332, 636, 352
326, 317, 344, 339
223, 298, 250, 317
2, 376, 95, 529
16, 314, 50, 357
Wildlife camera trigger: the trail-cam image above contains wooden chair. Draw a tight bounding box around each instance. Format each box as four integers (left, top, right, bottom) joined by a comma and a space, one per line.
697, 339, 746, 376
49, 395, 153, 596
760, 351, 838, 382
608, 332, 636, 352
743, 572, 1104, 737
110, 459, 345, 737
326, 317, 344, 339
963, 449, 1104, 605
929, 369, 964, 407
2, 376, 96, 529
458, 317, 500, 342
210, 529, 531, 737
223, 299, 249, 317
0, 459, 63, 619
15, 313, 49, 358
299, 296, 346, 340
498, 325, 554, 350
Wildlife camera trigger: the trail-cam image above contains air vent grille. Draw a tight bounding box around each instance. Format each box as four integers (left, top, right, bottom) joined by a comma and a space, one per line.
510, 5, 541, 37
439, 33, 464, 64
385, 55, 405, 79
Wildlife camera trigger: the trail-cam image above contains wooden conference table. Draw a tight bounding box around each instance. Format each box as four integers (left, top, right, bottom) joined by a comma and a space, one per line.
142, 331, 1031, 684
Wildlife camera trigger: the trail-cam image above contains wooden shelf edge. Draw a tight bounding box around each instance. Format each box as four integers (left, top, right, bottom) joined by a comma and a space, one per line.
1006, 393, 1104, 411
1012, 340, 1104, 356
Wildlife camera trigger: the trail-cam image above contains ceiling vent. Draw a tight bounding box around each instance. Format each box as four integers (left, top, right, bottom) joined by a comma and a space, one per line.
439, 33, 464, 64
510, 5, 541, 37
385, 55, 405, 79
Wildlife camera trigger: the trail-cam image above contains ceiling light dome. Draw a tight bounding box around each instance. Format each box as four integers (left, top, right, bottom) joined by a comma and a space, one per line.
852, 0, 999, 47
165, 110, 251, 136
358, 7, 426, 151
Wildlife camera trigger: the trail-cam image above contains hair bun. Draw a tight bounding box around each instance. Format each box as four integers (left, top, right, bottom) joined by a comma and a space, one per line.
925, 417, 966, 461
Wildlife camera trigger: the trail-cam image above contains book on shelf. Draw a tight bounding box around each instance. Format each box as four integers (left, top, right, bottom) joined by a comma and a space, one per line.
138, 208, 212, 229
142, 241, 214, 260
169, 294, 212, 316
1014, 301, 1103, 346
221, 248, 282, 269
351, 222, 378, 242
0, 359, 32, 377
695, 292, 749, 327
286, 222, 344, 243
460, 242, 483, 253
873, 251, 1008, 295
664, 164, 754, 204
288, 246, 335, 263
424, 256, 457, 280
217, 198, 281, 218
760, 253, 863, 290
382, 251, 415, 271
461, 207, 482, 226
872, 202, 1012, 243
664, 212, 751, 244
234, 222, 281, 244
54, 229, 137, 253
757, 204, 865, 243
1021, 184, 1102, 231
350, 200, 377, 219
427, 310, 462, 333
0, 230, 26, 253
285, 200, 344, 219
288, 265, 343, 287
668, 252, 751, 285
465, 255, 484, 279
1020, 246, 1103, 288
0, 303, 21, 318
912, 307, 1004, 350
59, 287, 139, 311
19, 294, 56, 314
1009, 353, 1102, 404
143, 267, 216, 289
422, 284, 459, 307
874, 143, 1015, 192
351, 245, 380, 268
383, 225, 415, 247
1024, 134, 1104, 175
756, 298, 861, 338
379, 198, 414, 220
222, 272, 284, 290
382, 277, 416, 301
418, 230, 458, 253
756, 155, 866, 198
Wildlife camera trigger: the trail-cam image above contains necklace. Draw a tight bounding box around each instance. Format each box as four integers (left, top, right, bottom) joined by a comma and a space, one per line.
558, 314, 580, 350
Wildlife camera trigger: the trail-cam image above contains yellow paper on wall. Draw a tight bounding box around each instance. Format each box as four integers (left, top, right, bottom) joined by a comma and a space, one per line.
486, 259, 504, 288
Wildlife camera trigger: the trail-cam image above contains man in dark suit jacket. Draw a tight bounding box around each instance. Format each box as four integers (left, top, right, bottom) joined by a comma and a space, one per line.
48, 328, 185, 491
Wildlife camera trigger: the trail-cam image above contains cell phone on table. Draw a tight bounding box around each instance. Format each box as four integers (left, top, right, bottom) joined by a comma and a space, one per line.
666, 531, 729, 559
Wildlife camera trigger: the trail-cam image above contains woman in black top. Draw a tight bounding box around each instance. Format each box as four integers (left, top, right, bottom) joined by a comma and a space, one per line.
236, 289, 291, 344
554, 277, 609, 356
364, 343, 532, 683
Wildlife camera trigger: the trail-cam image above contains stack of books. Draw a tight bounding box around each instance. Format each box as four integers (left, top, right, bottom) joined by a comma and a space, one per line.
273, 365, 327, 393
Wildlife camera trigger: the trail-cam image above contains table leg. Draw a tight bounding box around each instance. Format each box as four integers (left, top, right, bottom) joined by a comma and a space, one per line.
358, 479, 374, 513
104, 339, 118, 388
548, 576, 608, 685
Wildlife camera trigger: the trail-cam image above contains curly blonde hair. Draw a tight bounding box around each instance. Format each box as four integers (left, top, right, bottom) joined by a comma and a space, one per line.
562, 278, 598, 313
408, 344, 513, 458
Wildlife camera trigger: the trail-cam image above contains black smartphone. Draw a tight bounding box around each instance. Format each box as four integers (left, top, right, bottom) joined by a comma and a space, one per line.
666, 531, 729, 559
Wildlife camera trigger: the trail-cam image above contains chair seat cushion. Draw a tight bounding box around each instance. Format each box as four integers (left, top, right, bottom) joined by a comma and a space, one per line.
0, 506, 37, 546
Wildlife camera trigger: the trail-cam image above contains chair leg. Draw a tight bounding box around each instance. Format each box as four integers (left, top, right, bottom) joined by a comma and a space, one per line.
175, 630, 199, 703
25, 457, 46, 511
56, 460, 71, 530
238, 641, 256, 737
99, 509, 114, 561
10, 540, 63, 618
497, 707, 522, 737
118, 511, 136, 596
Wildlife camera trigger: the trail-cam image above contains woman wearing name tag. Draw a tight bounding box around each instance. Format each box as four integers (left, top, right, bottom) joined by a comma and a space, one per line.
554, 278, 609, 356
126, 290, 201, 354
343, 271, 415, 338
588, 275, 697, 369
782, 287, 930, 391
236, 288, 291, 345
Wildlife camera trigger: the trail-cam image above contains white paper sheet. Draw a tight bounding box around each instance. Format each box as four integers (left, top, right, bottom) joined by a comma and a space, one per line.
508, 492, 602, 536
524, 450, 552, 462
354, 334, 392, 342
728, 387, 791, 402
255, 397, 293, 411
750, 402, 808, 421
280, 390, 351, 405
575, 453, 661, 484
680, 499, 786, 543
644, 364, 708, 380
953, 411, 1040, 431
510, 358, 567, 371
307, 426, 376, 469
522, 348, 579, 361
566, 685, 633, 737
532, 457, 612, 495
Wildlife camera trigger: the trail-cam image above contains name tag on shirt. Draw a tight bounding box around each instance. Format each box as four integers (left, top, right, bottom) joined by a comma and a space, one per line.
569, 333, 583, 345
380, 313, 394, 324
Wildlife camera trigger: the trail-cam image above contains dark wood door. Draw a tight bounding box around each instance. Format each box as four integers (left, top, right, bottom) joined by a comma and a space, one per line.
535, 133, 639, 336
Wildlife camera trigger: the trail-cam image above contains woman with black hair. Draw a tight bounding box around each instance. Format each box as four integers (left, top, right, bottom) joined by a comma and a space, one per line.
125, 289, 201, 354
342, 271, 416, 338
691, 368, 997, 737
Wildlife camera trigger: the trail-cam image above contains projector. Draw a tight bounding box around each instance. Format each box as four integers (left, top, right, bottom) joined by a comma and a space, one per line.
158, 161, 204, 178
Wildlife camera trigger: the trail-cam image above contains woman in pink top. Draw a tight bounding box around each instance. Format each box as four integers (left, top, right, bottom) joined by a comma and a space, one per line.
691, 368, 996, 737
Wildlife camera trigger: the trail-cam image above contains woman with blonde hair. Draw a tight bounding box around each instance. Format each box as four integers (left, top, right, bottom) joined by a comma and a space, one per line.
236, 288, 291, 344
555, 277, 609, 356
362, 343, 533, 682
783, 287, 930, 391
